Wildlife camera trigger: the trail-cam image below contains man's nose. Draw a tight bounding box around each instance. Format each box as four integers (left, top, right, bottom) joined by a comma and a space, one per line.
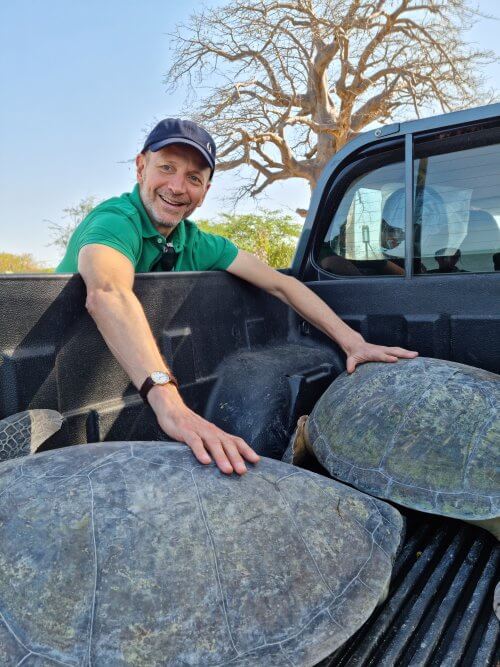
167, 172, 187, 195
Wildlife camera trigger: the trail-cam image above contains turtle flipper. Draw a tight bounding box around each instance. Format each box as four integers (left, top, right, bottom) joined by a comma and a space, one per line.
0, 410, 63, 462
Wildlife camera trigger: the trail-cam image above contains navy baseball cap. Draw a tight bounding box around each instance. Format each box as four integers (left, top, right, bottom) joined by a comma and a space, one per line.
142, 118, 216, 174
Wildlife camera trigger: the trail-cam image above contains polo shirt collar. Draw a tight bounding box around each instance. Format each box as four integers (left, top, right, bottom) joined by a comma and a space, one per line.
129, 184, 187, 252
169, 214, 187, 253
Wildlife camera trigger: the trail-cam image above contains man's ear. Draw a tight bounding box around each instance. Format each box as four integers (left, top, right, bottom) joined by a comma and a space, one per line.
136, 152, 146, 183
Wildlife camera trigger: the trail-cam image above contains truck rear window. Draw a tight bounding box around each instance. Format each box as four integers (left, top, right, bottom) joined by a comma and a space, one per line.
318, 134, 500, 277
413, 143, 500, 274
319, 161, 406, 277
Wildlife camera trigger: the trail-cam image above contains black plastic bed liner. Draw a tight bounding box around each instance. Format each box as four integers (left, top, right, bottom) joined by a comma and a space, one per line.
317, 513, 499, 666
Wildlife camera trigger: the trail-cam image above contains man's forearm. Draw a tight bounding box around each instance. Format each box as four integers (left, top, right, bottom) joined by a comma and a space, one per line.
85, 286, 170, 389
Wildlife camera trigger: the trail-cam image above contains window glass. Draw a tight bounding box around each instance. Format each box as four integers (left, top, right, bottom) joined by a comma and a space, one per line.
318, 161, 406, 276
414, 143, 500, 274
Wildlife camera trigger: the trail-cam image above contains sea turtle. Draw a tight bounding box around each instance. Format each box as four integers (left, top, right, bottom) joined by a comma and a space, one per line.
0, 409, 63, 462
0, 441, 403, 666
284, 357, 499, 540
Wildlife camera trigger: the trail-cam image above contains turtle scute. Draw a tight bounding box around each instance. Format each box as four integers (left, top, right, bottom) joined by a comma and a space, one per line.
289, 357, 499, 539
0, 441, 403, 666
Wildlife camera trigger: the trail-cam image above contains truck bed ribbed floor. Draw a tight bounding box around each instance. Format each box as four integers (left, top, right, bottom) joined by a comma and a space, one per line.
317, 514, 499, 667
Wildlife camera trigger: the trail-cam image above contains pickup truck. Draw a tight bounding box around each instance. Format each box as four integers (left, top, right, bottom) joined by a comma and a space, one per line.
0, 103, 499, 665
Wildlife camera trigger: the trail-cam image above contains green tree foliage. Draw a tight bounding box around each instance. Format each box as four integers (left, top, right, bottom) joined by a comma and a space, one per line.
197, 210, 302, 268
0, 253, 51, 273
47, 196, 98, 253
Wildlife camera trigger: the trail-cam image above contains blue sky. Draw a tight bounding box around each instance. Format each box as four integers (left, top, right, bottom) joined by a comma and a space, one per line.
1, 0, 499, 267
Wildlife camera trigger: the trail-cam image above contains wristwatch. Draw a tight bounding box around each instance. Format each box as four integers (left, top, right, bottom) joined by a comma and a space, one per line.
139, 371, 178, 405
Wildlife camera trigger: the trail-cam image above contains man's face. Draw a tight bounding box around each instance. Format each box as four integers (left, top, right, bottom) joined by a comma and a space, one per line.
136, 144, 211, 235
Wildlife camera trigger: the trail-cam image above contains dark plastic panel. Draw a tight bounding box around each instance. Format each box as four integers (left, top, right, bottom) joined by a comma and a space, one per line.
205, 344, 344, 457
295, 273, 500, 373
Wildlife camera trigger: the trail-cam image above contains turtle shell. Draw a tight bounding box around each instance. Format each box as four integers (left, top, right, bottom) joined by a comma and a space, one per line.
0, 441, 403, 666
0, 410, 62, 462
304, 357, 499, 529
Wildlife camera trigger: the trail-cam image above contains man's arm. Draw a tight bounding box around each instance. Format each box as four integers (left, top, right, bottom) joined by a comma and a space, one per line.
78, 244, 259, 474
226, 250, 418, 373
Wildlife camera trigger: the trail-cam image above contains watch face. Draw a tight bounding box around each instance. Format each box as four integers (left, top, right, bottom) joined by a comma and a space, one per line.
151, 371, 170, 385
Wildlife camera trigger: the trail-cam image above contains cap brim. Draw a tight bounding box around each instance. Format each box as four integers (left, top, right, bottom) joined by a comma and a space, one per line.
147, 137, 215, 171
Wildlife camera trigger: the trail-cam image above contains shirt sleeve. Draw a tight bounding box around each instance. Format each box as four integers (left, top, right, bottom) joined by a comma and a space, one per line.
76, 211, 141, 267
194, 231, 239, 271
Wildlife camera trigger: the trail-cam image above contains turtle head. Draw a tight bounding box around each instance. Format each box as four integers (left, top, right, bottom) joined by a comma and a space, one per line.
282, 415, 315, 466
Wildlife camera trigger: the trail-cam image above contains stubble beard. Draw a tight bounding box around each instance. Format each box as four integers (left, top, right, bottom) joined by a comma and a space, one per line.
153, 217, 178, 237
140, 186, 188, 237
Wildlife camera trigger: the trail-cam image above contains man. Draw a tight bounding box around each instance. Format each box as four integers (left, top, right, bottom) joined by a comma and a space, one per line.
57, 119, 418, 476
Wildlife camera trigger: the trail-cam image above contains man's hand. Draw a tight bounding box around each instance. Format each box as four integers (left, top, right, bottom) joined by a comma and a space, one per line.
343, 337, 419, 374
148, 384, 260, 475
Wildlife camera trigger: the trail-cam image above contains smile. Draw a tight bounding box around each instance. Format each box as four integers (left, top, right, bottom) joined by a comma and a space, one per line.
158, 193, 188, 208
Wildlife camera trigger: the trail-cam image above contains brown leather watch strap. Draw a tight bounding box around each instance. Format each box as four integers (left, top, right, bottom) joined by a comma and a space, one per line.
139, 374, 178, 405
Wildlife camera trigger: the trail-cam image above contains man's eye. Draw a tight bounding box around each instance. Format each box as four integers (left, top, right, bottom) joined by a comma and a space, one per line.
189, 175, 202, 184
160, 165, 173, 171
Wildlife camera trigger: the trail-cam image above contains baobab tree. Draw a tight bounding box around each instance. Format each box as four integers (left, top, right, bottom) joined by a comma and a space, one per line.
167, 0, 496, 211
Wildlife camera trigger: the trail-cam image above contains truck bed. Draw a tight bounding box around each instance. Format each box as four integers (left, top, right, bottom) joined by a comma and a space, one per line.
0, 270, 497, 664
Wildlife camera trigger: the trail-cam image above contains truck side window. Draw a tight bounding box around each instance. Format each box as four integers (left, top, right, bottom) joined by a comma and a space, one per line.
318, 161, 406, 276
414, 143, 500, 274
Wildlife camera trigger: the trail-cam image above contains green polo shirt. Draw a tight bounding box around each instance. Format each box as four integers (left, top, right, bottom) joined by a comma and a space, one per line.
55, 184, 238, 273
